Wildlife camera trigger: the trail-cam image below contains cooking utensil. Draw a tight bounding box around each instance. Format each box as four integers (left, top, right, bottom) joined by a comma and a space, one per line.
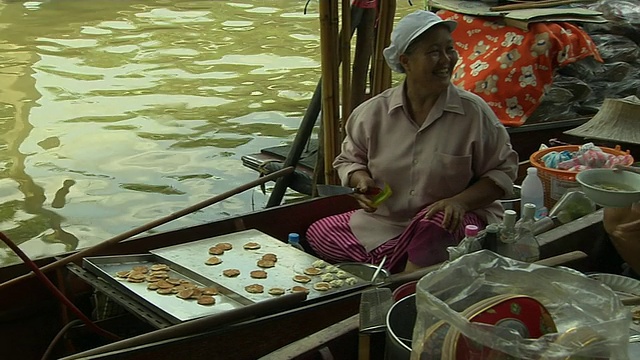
622, 296, 640, 306
370, 255, 387, 282
358, 287, 394, 360
615, 165, 640, 175
335, 262, 390, 283
316, 183, 393, 207
316, 184, 381, 197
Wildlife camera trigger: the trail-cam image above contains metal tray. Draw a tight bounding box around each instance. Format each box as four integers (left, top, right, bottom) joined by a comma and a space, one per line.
150, 229, 366, 302
82, 254, 249, 324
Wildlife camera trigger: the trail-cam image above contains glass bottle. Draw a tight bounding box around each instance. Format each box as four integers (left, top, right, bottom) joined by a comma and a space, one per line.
482, 223, 500, 253
513, 203, 540, 262
499, 204, 540, 262
497, 209, 517, 259
499, 210, 517, 245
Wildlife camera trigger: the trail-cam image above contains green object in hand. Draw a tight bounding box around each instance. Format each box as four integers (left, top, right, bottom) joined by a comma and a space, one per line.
371, 183, 392, 207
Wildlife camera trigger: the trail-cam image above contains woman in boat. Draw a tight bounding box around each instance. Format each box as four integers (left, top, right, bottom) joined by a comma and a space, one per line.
305, 10, 519, 274
603, 201, 640, 276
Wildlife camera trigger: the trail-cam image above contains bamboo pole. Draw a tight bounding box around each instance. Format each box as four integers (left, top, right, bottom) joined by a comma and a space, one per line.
341, 0, 352, 132
319, 0, 340, 185
350, 7, 375, 111
371, 0, 396, 96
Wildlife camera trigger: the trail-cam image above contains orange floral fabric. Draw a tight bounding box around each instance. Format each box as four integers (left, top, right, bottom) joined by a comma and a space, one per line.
437, 10, 602, 127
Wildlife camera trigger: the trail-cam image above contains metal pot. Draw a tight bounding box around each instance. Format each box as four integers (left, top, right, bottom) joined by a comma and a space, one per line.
385, 293, 416, 360
499, 184, 521, 214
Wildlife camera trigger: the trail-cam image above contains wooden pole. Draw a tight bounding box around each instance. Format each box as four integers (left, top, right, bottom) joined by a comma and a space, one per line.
341, 0, 352, 130
63, 292, 308, 359
0, 166, 294, 290
350, 7, 376, 111
371, 0, 396, 96
319, 0, 340, 185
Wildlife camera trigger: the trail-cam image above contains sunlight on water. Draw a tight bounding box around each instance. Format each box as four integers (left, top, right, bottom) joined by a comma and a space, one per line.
0, 0, 413, 266
0, 0, 321, 266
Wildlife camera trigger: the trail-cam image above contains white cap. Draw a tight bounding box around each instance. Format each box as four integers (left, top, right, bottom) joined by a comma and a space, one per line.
523, 203, 536, 218
383, 10, 457, 73
503, 209, 517, 228
527, 167, 538, 175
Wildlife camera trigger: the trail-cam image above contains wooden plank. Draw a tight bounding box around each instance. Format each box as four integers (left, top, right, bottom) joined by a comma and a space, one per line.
61, 291, 362, 360
258, 314, 360, 360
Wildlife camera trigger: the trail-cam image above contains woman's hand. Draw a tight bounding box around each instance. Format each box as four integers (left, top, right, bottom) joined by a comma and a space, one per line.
424, 198, 468, 233
353, 177, 378, 212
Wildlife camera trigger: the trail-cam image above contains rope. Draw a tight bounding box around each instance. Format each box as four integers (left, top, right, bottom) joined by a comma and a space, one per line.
0, 232, 120, 344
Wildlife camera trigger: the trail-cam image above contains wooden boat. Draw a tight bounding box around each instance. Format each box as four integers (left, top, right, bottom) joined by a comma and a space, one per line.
0, 184, 616, 360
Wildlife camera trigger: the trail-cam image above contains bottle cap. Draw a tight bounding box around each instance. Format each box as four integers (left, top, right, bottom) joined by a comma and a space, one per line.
527, 167, 538, 175
485, 224, 499, 233
504, 210, 517, 228
465, 225, 479, 237
288, 233, 300, 243
523, 203, 536, 218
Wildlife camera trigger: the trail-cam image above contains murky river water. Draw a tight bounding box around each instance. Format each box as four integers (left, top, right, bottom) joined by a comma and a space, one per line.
0, 1, 413, 266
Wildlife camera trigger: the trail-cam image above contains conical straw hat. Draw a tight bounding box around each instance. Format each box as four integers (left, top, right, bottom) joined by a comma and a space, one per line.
564, 95, 640, 145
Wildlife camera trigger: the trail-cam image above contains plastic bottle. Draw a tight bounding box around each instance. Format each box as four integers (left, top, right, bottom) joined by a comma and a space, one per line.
287, 233, 305, 251
520, 167, 548, 219
447, 225, 481, 261
463, 225, 482, 253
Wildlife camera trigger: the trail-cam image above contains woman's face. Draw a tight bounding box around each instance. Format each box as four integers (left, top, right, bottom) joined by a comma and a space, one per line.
400, 25, 457, 93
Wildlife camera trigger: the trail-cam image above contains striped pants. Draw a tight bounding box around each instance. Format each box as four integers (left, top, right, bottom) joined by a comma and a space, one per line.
305, 208, 485, 273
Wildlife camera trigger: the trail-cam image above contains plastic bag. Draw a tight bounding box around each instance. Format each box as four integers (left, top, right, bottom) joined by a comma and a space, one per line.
411, 251, 631, 359
549, 190, 597, 224
585, 0, 640, 45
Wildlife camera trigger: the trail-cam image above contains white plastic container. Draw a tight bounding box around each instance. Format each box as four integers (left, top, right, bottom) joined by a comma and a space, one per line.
520, 167, 547, 218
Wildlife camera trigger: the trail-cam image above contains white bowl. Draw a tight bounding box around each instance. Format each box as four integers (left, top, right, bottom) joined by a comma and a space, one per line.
576, 168, 640, 208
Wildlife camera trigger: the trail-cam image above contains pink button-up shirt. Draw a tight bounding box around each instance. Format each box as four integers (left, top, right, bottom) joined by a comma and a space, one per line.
334, 82, 519, 251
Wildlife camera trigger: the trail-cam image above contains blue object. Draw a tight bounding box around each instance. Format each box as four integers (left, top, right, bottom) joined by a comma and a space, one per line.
288, 233, 304, 251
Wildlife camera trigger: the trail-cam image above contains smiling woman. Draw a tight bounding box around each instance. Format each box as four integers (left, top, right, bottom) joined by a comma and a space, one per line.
305, 10, 519, 274
0, 0, 331, 266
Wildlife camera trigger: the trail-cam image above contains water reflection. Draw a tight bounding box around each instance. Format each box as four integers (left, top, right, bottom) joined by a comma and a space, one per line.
0, 0, 324, 266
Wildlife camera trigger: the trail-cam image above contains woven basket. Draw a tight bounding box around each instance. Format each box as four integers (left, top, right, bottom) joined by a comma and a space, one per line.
529, 145, 632, 209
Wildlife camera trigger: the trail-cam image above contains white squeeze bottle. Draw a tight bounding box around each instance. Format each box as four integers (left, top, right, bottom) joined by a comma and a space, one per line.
520, 167, 548, 219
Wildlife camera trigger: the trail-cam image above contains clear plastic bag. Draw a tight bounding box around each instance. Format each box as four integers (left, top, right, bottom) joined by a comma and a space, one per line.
549, 190, 597, 223
411, 251, 631, 359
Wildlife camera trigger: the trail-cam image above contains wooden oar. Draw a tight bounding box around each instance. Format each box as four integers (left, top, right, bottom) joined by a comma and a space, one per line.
621, 296, 640, 306
382, 250, 588, 286
0, 166, 294, 291
490, 0, 591, 12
